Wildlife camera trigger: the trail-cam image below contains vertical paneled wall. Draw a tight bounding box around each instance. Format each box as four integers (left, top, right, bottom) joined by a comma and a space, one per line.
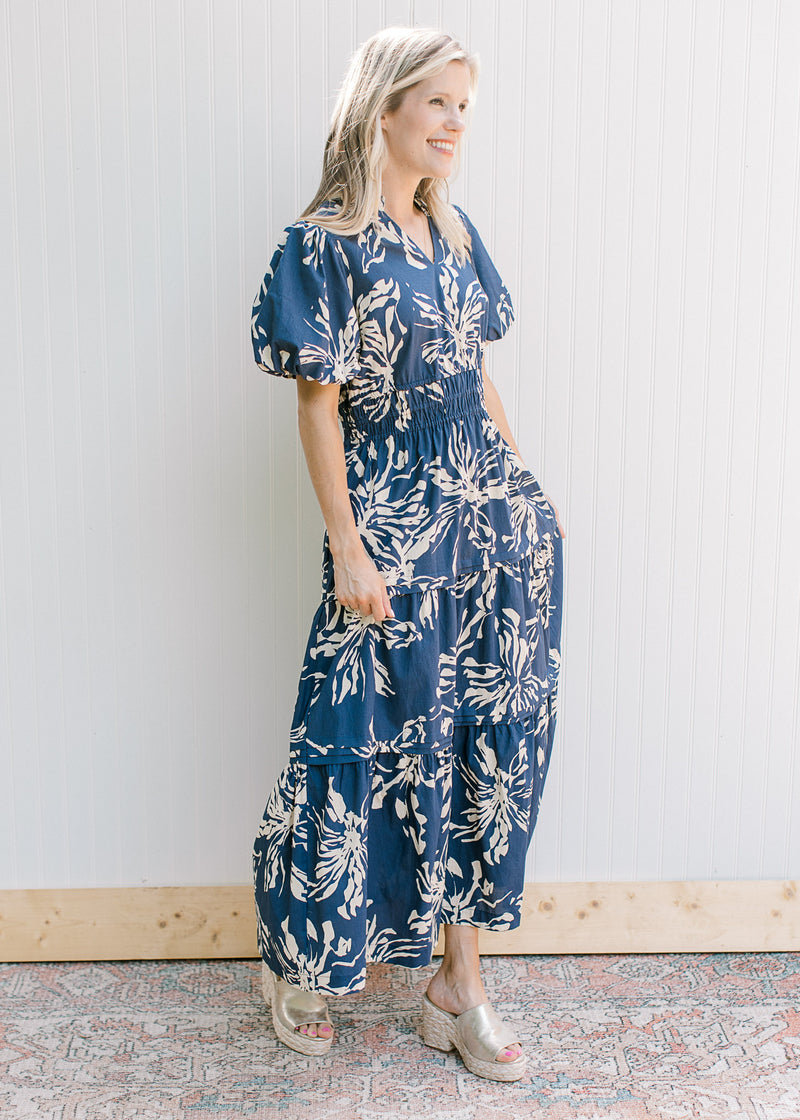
1, 0, 798, 889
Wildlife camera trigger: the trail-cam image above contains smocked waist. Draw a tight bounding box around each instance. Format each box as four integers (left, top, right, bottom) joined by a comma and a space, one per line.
340, 366, 486, 444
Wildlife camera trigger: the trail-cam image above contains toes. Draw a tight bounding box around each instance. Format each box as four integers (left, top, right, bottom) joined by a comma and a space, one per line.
296, 1022, 332, 1038
497, 1044, 522, 1062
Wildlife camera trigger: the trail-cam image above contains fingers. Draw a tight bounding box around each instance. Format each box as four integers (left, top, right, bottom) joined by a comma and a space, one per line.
341, 588, 393, 623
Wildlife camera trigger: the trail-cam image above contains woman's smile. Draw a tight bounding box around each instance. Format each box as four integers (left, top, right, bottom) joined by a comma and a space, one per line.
380, 59, 471, 185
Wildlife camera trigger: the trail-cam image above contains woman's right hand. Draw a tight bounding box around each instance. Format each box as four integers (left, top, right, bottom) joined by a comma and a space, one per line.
294, 376, 394, 622
333, 541, 395, 623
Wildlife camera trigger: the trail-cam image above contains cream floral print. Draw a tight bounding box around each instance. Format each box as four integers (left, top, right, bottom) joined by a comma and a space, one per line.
251, 202, 563, 993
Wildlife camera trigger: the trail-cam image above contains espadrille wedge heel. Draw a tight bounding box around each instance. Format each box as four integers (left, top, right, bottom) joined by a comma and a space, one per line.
261, 961, 334, 1056
420, 991, 527, 1081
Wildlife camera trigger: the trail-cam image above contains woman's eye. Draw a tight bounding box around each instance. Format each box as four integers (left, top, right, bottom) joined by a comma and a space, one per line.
430, 97, 468, 110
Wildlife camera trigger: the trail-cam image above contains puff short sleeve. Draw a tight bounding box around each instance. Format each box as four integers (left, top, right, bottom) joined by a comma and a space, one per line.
454, 205, 515, 343
250, 222, 362, 383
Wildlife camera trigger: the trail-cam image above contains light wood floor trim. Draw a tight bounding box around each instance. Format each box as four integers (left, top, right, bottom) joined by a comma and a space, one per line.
0, 881, 796, 962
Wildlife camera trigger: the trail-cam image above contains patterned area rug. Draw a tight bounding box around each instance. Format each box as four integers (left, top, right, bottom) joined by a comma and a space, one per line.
0, 954, 798, 1119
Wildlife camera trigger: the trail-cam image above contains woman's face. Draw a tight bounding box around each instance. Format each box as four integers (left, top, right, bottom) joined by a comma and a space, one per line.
380, 60, 471, 184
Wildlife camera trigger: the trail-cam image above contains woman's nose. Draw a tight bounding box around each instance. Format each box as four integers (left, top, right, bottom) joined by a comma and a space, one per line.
447, 115, 466, 133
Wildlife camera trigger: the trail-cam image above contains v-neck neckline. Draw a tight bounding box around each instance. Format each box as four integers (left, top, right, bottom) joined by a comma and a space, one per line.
379, 200, 439, 265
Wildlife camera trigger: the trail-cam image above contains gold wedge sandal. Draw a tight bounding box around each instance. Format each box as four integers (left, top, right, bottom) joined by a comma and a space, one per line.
261, 961, 334, 1056
420, 991, 528, 1081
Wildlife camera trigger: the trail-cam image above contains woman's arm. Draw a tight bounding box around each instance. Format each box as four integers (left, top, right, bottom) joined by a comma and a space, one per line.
482, 355, 566, 538
295, 377, 395, 621
482, 355, 525, 462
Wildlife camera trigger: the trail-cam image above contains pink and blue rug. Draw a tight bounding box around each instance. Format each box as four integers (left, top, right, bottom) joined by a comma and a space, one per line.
1, 953, 798, 1118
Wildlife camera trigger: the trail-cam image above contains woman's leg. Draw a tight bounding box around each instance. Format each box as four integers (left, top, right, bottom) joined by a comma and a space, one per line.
425, 924, 523, 1062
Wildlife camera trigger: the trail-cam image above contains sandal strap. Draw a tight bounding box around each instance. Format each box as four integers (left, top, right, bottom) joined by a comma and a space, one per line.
276, 978, 333, 1030
456, 1001, 521, 1062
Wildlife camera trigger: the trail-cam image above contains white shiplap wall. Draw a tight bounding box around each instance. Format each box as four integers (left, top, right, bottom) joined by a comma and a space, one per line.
1, 0, 798, 889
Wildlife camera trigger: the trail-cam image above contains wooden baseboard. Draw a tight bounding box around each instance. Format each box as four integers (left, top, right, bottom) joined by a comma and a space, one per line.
0, 881, 796, 962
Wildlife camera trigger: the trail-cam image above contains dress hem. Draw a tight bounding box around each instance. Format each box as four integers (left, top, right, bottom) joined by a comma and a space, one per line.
258, 910, 524, 995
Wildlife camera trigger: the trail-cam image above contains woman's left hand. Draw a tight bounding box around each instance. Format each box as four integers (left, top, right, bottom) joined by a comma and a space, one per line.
543, 493, 566, 538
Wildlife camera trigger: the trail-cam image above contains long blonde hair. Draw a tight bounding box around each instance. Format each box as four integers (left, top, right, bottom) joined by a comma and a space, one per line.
300, 27, 479, 263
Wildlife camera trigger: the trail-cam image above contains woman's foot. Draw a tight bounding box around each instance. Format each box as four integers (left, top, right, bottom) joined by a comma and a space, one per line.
286, 980, 333, 1040
425, 970, 522, 1062
427, 926, 523, 1063
261, 962, 335, 1053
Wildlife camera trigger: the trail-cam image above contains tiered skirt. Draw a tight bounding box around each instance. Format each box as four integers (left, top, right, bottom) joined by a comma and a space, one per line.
253, 522, 563, 995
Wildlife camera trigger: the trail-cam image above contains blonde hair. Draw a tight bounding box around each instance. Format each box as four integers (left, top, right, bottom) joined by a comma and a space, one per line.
300, 26, 479, 263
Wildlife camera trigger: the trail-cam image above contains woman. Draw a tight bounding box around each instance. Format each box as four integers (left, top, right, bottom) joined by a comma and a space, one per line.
250, 26, 564, 1082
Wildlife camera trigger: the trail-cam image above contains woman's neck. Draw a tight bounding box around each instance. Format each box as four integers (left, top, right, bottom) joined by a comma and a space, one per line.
380, 173, 423, 226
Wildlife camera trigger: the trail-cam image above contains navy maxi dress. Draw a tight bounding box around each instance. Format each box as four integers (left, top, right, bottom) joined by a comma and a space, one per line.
250, 201, 563, 995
